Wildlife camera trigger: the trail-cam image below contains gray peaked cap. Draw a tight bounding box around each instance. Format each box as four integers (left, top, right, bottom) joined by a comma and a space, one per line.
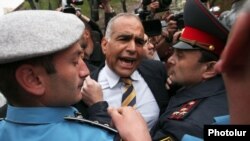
0, 10, 85, 64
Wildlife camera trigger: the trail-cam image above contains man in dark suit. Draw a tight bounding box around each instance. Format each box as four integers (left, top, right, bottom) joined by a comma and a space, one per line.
76, 13, 170, 129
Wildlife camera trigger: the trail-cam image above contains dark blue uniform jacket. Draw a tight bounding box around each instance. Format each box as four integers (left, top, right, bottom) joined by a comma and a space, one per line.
150, 75, 229, 141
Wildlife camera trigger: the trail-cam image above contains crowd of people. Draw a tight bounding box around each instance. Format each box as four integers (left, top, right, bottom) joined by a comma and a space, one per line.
0, 0, 249, 141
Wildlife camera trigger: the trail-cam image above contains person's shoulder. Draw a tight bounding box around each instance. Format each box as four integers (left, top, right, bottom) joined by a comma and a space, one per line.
140, 59, 165, 68
90, 63, 105, 80
139, 59, 166, 73
168, 99, 202, 121
64, 115, 118, 133
63, 115, 119, 140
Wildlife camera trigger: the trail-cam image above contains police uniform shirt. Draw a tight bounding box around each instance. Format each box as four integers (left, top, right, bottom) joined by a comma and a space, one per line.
0, 105, 115, 141
181, 115, 230, 141
98, 64, 160, 129
150, 76, 228, 140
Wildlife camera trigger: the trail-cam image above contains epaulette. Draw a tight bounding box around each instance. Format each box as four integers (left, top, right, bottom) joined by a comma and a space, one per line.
168, 99, 202, 120
64, 116, 118, 133
159, 136, 176, 141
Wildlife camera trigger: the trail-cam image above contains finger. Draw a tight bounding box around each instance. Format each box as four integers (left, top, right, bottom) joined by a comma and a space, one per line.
165, 83, 170, 90
117, 106, 135, 115
214, 60, 222, 73
167, 77, 172, 85
166, 14, 174, 21
108, 107, 122, 124
84, 75, 91, 85
84, 76, 99, 89
82, 75, 89, 87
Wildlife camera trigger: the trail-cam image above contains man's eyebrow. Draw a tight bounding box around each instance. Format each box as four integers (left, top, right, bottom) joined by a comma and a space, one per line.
71, 48, 84, 57
114, 32, 133, 37
135, 36, 144, 41
115, 33, 144, 39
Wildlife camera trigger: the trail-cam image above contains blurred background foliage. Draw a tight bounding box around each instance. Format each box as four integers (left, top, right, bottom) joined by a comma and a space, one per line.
20, 0, 231, 17
19, 0, 231, 30
21, 0, 140, 16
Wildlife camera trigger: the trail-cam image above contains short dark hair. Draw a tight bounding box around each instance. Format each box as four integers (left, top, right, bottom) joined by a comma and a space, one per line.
198, 48, 219, 63
0, 54, 56, 104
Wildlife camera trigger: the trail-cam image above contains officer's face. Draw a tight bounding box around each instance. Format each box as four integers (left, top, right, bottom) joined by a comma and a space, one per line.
44, 42, 89, 106
167, 49, 207, 86
101, 16, 145, 77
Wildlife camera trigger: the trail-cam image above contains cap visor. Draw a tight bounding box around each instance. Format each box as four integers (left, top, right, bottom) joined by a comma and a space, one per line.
173, 41, 196, 49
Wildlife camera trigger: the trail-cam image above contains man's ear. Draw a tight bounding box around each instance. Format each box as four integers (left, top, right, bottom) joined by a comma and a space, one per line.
101, 37, 108, 55
15, 64, 45, 96
83, 30, 90, 39
202, 61, 218, 79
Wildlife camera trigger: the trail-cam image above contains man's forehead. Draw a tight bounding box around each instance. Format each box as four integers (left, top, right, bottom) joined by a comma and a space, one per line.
112, 32, 144, 38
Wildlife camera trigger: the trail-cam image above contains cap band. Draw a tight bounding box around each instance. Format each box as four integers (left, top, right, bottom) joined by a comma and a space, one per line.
181, 26, 225, 56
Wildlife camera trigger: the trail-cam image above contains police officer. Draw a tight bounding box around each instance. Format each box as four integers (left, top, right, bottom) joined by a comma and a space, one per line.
150, 0, 229, 140
0, 10, 120, 141
0, 10, 153, 141
180, 1, 250, 140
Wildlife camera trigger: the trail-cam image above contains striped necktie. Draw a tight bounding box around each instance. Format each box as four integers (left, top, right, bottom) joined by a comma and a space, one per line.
121, 78, 136, 107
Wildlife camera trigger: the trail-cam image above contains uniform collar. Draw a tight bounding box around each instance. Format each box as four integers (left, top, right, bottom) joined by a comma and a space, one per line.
213, 115, 230, 125
5, 105, 77, 124
168, 76, 225, 108
103, 63, 140, 88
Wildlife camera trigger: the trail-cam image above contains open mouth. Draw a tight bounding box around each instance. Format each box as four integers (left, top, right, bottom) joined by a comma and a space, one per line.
167, 68, 175, 76
148, 51, 154, 56
119, 57, 137, 68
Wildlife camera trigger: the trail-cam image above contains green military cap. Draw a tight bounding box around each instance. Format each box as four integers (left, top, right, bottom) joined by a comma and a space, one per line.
0, 10, 85, 64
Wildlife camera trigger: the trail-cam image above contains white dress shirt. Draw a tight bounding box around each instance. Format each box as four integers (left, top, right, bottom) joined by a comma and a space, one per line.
98, 64, 160, 129
0, 92, 6, 107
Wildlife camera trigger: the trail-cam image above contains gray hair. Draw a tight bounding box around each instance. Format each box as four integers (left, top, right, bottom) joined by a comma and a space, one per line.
104, 13, 142, 40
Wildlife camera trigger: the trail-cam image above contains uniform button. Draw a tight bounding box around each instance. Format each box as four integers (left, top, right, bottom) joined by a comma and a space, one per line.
104, 124, 109, 127
209, 45, 215, 51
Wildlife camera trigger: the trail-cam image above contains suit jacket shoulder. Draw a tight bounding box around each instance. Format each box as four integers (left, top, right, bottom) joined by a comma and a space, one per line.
138, 60, 170, 115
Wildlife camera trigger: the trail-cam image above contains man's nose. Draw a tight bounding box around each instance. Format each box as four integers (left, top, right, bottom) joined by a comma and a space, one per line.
79, 60, 90, 78
126, 40, 137, 52
167, 54, 175, 65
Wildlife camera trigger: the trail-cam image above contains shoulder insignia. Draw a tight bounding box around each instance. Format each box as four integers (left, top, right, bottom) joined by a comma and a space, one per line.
64, 116, 118, 133
160, 136, 174, 141
0, 118, 3, 121
168, 99, 201, 120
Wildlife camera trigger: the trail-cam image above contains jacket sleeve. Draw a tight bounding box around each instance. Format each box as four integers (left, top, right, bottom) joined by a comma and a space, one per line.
87, 101, 112, 125
74, 101, 112, 125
